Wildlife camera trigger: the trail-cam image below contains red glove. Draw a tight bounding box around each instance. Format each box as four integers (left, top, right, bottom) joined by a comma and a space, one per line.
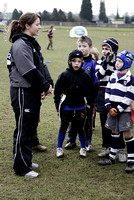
109, 108, 118, 117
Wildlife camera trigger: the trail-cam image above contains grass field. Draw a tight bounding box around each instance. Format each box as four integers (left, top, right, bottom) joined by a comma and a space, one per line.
0, 26, 134, 200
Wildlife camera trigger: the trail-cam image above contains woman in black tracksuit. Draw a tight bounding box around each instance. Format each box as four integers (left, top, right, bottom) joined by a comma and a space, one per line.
54, 50, 95, 158
7, 13, 53, 177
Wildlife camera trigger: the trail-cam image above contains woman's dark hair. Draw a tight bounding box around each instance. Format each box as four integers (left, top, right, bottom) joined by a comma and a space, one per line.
9, 12, 41, 42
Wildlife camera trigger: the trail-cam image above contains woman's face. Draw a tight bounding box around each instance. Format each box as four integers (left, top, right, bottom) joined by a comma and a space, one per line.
25, 17, 41, 36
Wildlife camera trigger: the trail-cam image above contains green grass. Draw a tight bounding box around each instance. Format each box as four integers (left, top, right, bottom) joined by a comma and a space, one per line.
0, 26, 134, 200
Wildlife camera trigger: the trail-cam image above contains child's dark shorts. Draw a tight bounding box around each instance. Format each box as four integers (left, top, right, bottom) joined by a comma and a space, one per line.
105, 112, 133, 132
60, 108, 86, 122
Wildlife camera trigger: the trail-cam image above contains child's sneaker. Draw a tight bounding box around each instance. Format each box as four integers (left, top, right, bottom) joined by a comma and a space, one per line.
56, 148, 64, 158
24, 170, 39, 178
98, 148, 110, 158
125, 162, 134, 173
80, 148, 86, 157
98, 158, 115, 165
86, 144, 92, 152
118, 150, 127, 163
65, 142, 76, 150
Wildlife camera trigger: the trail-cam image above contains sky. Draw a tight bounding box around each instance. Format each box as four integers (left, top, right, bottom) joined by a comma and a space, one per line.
0, 0, 134, 17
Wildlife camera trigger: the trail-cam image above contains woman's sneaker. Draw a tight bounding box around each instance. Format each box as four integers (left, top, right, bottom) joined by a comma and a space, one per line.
24, 170, 39, 178
80, 148, 86, 157
56, 148, 64, 158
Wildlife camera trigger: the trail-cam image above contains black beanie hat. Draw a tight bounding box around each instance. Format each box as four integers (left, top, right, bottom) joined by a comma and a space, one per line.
102, 38, 119, 53
68, 49, 83, 62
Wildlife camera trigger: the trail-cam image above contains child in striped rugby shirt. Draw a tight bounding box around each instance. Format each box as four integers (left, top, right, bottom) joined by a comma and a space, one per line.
98, 50, 134, 173
95, 38, 126, 160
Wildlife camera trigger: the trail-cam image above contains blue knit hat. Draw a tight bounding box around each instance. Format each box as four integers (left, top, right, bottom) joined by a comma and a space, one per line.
116, 50, 134, 71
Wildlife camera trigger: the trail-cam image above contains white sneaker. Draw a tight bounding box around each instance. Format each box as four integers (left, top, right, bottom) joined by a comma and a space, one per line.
98, 148, 110, 158
24, 170, 39, 178
32, 163, 39, 169
56, 148, 64, 158
86, 145, 93, 152
118, 150, 127, 163
80, 148, 86, 157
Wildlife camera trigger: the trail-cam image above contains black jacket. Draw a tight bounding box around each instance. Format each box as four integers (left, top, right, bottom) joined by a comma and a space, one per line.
7, 33, 53, 93
54, 65, 95, 111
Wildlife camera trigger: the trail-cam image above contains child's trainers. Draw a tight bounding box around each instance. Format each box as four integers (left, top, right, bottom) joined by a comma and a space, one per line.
98, 148, 110, 158
65, 142, 76, 150
86, 144, 92, 152
98, 158, 115, 165
80, 148, 86, 157
118, 150, 127, 163
24, 170, 39, 178
56, 148, 64, 158
125, 162, 134, 173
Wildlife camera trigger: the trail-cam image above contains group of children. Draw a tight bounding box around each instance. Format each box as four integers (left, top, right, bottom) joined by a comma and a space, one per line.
54, 36, 134, 173
7, 12, 134, 178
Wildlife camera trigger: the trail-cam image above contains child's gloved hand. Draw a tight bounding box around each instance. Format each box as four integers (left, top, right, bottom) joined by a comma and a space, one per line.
109, 108, 118, 117
105, 52, 114, 63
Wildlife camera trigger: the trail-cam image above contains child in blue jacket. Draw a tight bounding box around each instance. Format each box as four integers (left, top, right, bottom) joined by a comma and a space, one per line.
66, 36, 98, 152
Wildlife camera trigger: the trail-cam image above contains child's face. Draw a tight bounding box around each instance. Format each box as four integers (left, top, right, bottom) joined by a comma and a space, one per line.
77, 41, 92, 57
91, 53, 97, 61
102, 45, 111, 57
71, 58, 83, 71
115, 58, 124, 71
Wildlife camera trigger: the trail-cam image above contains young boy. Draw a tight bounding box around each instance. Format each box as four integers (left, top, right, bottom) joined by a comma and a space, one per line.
54, 50, 95, 158
98, 50, 134, 173
65, 36, 98, 152
95, 38, 126, 162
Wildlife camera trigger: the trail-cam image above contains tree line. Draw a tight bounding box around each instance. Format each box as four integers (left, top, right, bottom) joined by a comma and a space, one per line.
11, 0, 134, 24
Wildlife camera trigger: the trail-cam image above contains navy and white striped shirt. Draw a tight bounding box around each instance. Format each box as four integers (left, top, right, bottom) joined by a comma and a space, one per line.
105, 70, 134, 113
95, 57, 115, 88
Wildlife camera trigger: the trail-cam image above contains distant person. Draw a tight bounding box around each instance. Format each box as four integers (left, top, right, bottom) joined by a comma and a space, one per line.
7, 12, 54, 178
98, 50, 134, 173
47, 25, 54, 50
65, 36, 98, 152
95, 38, 126, 162
54, 49, 95, 158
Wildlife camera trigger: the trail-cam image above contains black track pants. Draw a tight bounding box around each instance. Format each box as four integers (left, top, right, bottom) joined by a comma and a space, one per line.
10, 87, 41, 176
